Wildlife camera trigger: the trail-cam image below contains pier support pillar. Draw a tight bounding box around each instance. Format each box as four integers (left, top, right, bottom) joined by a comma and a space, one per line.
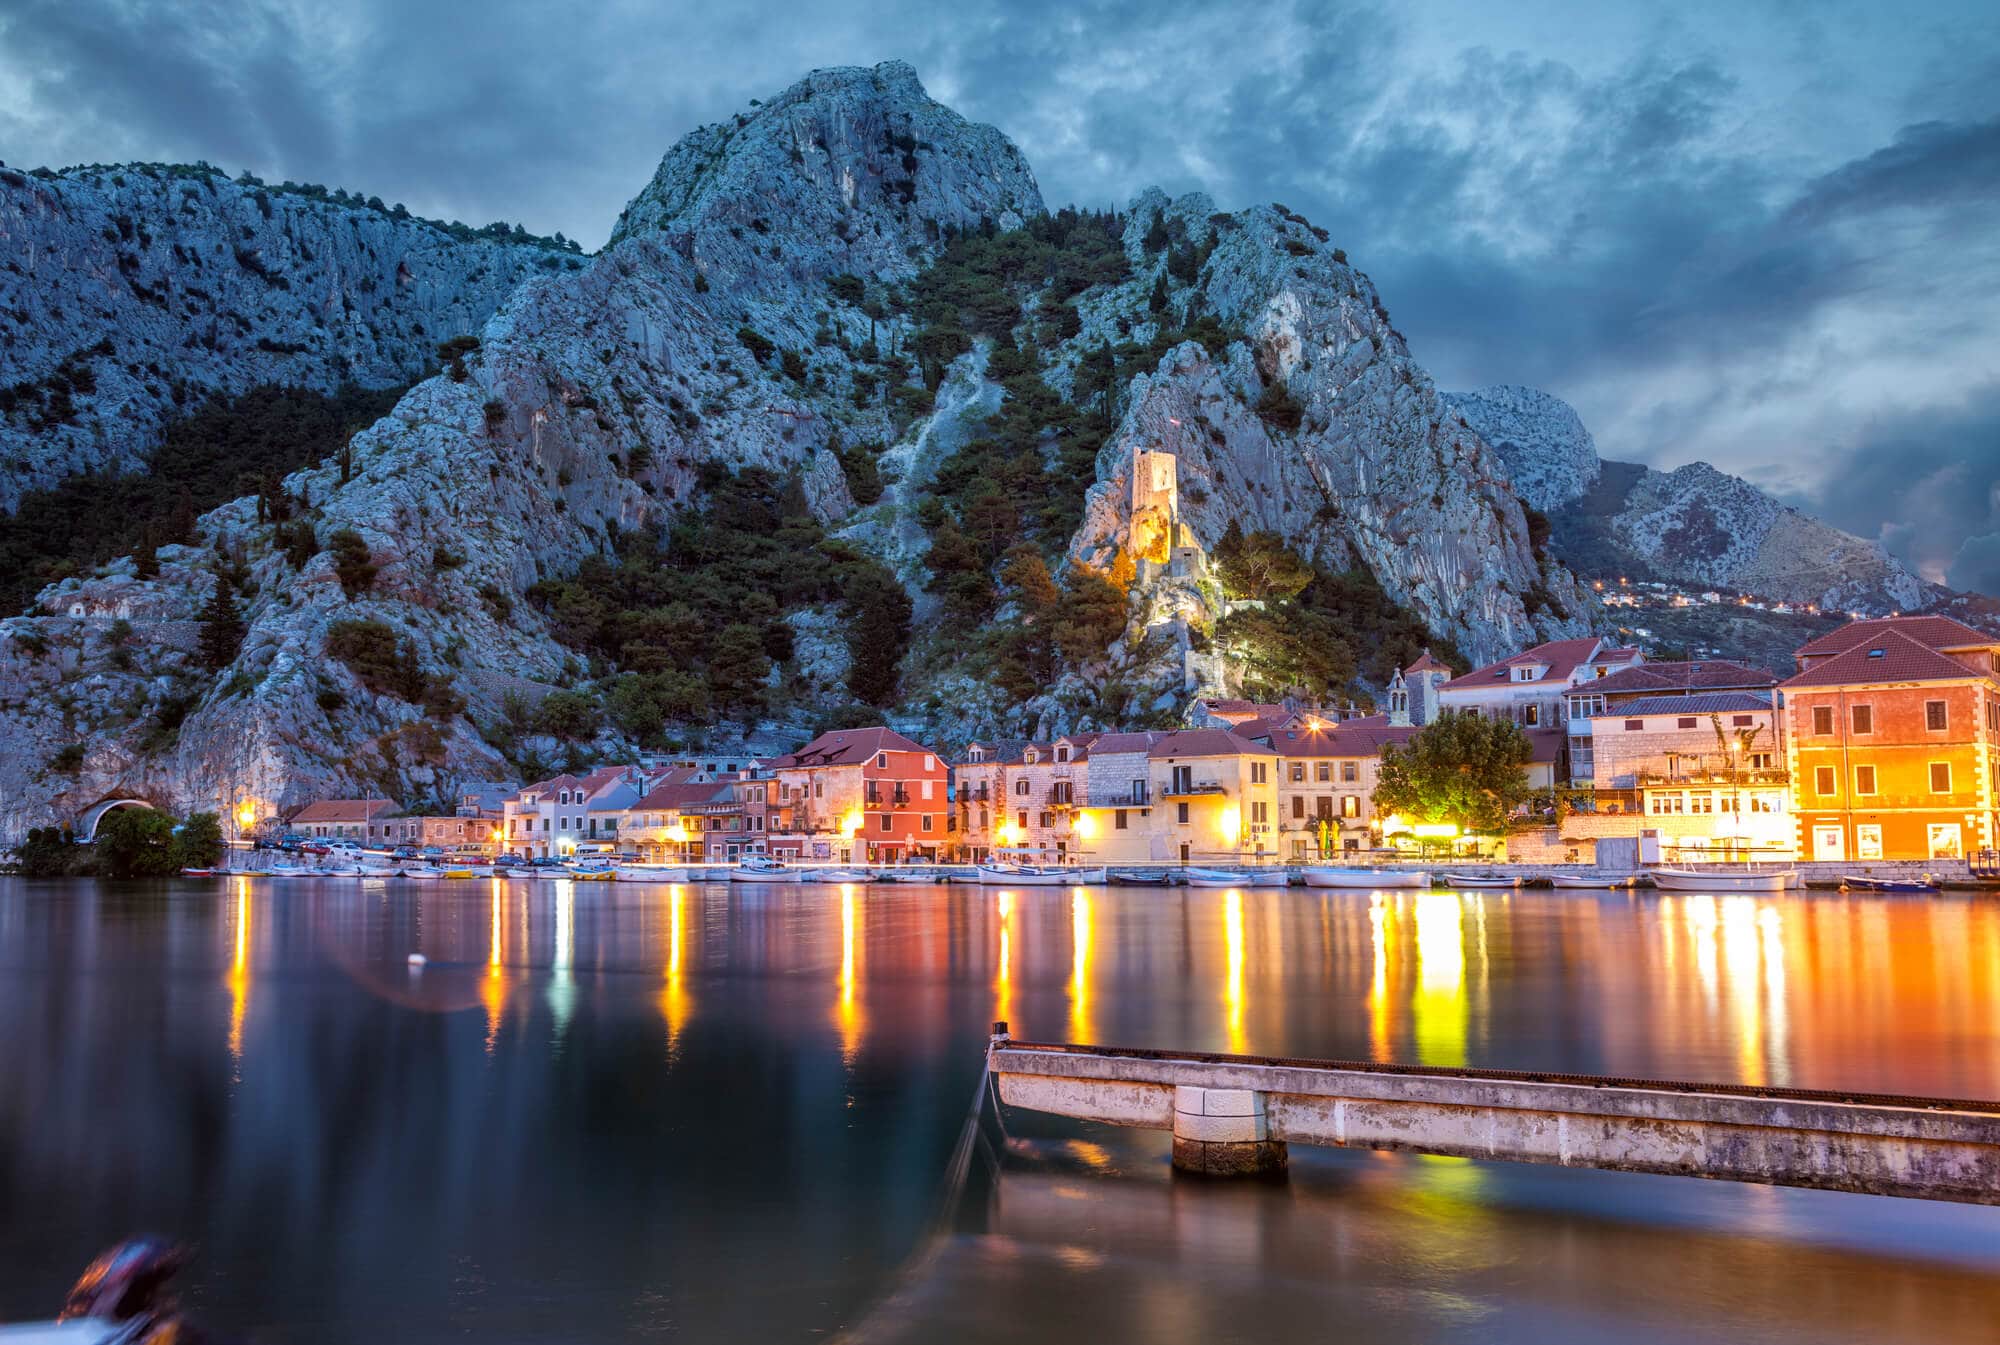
1171, 1085, 1287, 1177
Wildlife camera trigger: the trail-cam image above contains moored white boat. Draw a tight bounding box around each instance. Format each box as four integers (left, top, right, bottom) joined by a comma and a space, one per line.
974, 864, 1106, 886
1840, 873, 1941, 893
1109, 868, 1176, 886
800, 867, 871, 883
1182, 867, 1249, 888
1301, 867, 1430, 889
614, 864, 689, 882
399, 866, 442, 880
730, 856, 800, 883
1441, 872, 1521, 889
1549, 872, 1636, 888
1649, 866, 1796, 893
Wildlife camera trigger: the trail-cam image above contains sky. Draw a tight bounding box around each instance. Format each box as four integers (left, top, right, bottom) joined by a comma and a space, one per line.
2, 0, 1997, 588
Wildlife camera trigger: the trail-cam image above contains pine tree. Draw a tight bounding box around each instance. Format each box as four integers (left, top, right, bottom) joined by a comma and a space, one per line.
197, 573, 245, 671
133, 528, 160, 581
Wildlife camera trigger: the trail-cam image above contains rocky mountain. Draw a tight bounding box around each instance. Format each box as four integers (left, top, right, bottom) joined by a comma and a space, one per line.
0, 161, 580, 507
0, 61, 1589, 839
1448, 384, 1941, 614
1440, 386, 1599, 514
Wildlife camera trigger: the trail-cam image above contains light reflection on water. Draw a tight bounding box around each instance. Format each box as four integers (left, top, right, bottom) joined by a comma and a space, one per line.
0, 878, 1996, 1343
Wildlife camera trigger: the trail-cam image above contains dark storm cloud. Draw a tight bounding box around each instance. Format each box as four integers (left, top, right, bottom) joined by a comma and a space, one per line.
2, 0, 1997, 588
1784, 385, 2000, 592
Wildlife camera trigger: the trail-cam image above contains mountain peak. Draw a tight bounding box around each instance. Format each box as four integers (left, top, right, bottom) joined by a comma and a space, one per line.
607, 60, 1042, 287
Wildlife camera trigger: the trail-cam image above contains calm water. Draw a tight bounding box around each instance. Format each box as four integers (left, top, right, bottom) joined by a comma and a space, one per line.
2, 877, 1998, 1342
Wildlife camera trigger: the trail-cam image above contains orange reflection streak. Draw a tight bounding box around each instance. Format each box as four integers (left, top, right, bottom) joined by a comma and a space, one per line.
994, 891, 1013, 1031
226, 877, 250, 1065
1720, 897, 1764, 1086
1224, 890, 1246, 1054
1069, 889, 1093, 1044
835, 885, 863, 1063
1413, 892, 1467, 1068
1759, 905, 1790, 1086
481, 880, 506, 1054
1368, 893, 1392, 1062
659, 885, 691, 1054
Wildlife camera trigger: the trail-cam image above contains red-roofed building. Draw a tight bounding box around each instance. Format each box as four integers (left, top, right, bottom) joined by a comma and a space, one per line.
1781, 617, 2000, 860
952, 735, 1097, 862
290, 798, 403, 844
1248, 714, 1418, 856
1074, 728, 1280, 863
767, 727, 947, 862
1438, 637, 1645, 783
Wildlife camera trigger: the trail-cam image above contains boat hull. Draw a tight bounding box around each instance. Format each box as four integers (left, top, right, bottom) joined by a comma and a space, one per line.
1840, 875, 1940, 893
1301, 868, 1430, 889
1649, 867, 1796, 893
1549, 873, 1637, 888
614, 866, 689, 882
730, 867, 800, 883
1442, 873, 1521, 889
974, 865, 1106, 886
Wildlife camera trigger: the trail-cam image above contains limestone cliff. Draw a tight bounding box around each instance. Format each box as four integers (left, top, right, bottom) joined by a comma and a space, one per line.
0, 162, 578, 508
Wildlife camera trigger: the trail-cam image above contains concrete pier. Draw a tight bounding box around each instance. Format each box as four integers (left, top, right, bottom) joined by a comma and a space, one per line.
988, 1031, 2000, 1201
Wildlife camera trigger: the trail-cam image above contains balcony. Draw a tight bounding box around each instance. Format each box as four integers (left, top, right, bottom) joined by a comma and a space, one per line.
1096, 791, 1151, 808
1160, 781, 1227, 799
1637, 768, 1789, 787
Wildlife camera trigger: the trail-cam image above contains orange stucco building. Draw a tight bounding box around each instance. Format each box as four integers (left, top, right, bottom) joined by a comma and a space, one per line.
1780, 616, 2000, 862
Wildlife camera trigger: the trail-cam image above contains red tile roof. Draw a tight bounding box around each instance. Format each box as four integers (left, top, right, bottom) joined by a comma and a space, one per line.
1441, 638, 1613, 691
1252, 713, 1417, 757
1403, 649, 1453, 676
290, 799, 398, 824
1085, 731, 1168, 755
767, 726, 935, 768
1779, 629, 1989, 689
1146, 728, 1278, 759
1590, 660, 1776, 697
634, 781, 732, 811
1794, 615, 1992, 660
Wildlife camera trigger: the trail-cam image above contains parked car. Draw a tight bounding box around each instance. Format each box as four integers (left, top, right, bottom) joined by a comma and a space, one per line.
392, 846, 421, 860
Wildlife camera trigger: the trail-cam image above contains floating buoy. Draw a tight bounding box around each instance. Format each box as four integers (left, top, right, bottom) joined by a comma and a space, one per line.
407, 953, 428, 968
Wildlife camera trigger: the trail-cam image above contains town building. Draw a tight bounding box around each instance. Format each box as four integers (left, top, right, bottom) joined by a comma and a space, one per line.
1780, 616, 2000, 861
289, 799, 403, 844
501, 765, 655, 858
1439, 636, 1644, 785
1586, 692, 1790, 860
621, 778, 741, 862
1563, 659, 1776, 784
766, 727, 948, 863
1245, 714, 1417, 857
952, 735, 1097, 863
1396, 650, 1454, 726
1074, 728, 1279, 864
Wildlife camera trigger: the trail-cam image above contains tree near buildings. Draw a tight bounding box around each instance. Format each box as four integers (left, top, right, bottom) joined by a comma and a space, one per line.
1373, 711, 1533, 836
171, 812, 225, 870
94, 807, 180, 878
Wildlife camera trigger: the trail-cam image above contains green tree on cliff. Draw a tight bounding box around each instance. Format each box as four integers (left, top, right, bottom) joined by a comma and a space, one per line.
197, 573, 245, 671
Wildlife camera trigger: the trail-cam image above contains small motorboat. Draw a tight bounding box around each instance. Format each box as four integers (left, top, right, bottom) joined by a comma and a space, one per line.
1839, 873, 1941, 893
870, 868, 931, 883
440, 867, 479, 879
974, 863, 1106, 886
1109, 868, 1176, 886
1442, 872, 1521, 889
614, 864, 690, 882
1649, 866, 1796, 893
801, 867, 872, 884
1301, 867, 1430, 889
1183, 867, 1249, 888
178, 867, 220, 877
565, 863, 617, 881
267, 864, 318, 879
731, 856, 800, 883
399, 865, 442, 880
1549, 872, 1638, 888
